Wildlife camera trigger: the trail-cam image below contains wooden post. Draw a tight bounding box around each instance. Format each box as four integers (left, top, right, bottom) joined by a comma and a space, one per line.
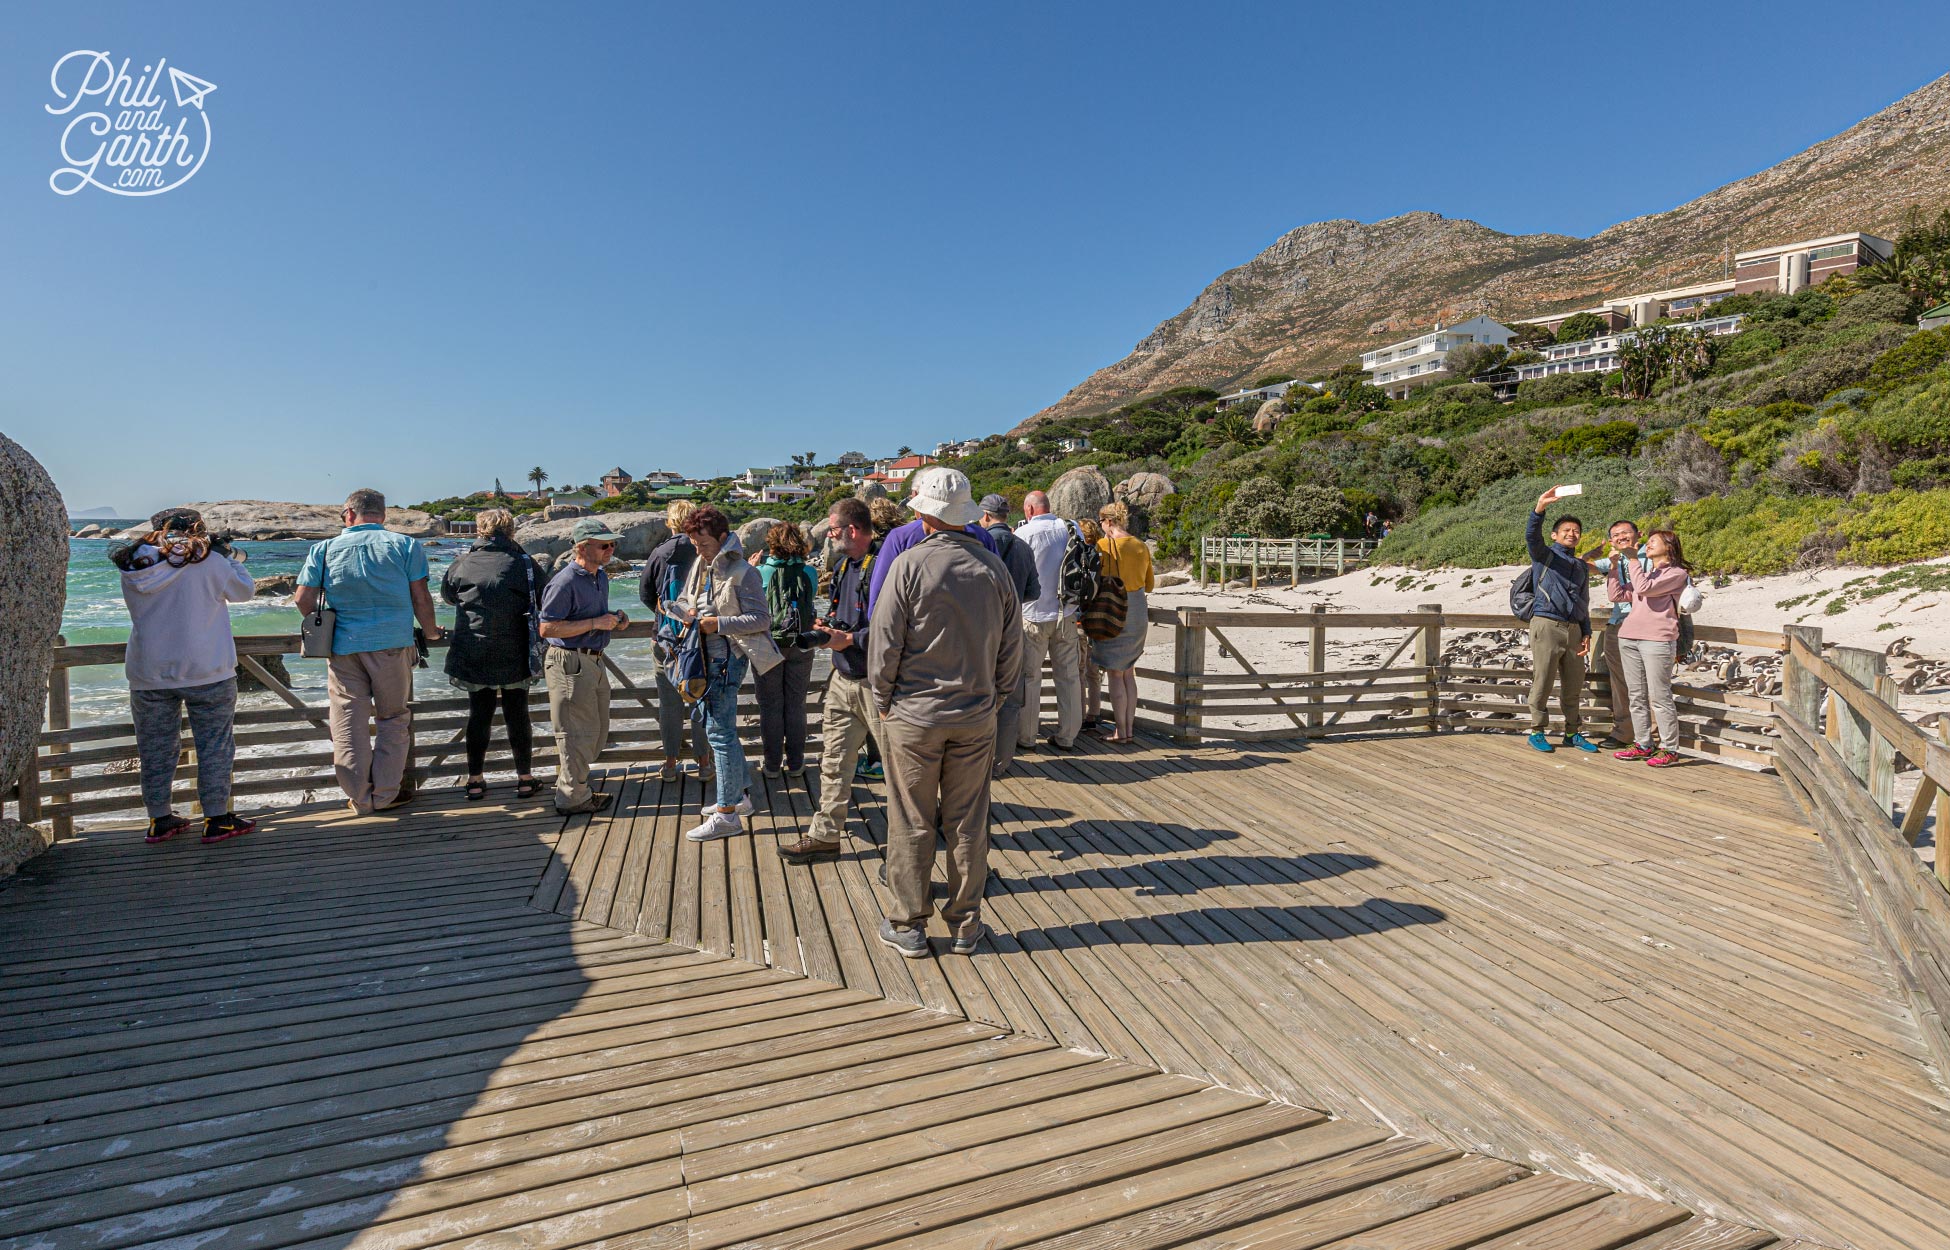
1938, 719, 1950, 890
1218, 542, 1228, 588
1336, 538, 1347, 576
1307, 605, 1327, 739
1198, 536, 1207, 588
1289, 539, 1300, 587
1171, 609, 1205, 746
1249, 542, 1259, 589
47, 636, 71, 842
1781, 625, 1824, 728
1832, 647, 1893, 817
1417, 603, 1442, 731
1873, 670, 1899, 820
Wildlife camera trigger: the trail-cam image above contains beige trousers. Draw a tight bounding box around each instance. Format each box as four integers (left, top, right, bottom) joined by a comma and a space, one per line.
546, 648, 611, 810
1018, 615, 1082, 748
806, 671, 878, 845
880, 715, 994, 940
327, 646, 415, 811
1527, 616, 1587, 735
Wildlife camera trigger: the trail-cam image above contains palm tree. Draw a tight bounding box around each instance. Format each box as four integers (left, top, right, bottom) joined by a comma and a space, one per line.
896, 445, 913, 457
526, 466, 548, 497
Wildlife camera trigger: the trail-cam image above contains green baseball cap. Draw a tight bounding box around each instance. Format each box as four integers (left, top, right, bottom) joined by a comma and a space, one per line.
570, 518, 623, 544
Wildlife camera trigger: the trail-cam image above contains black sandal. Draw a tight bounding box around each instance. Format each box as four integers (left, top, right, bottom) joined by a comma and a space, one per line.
465, 779, 487, 802
515, 776, 541, 799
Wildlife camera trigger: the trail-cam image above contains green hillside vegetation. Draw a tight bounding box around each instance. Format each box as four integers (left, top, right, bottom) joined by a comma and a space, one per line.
945, 214, 1950, 577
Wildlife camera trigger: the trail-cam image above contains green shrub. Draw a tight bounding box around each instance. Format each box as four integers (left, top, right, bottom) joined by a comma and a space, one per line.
1867, 326, 1950, 389
1712, 324, 1786, 373
1516, 373, 1599, 405
1556, 312, 1608, 343
1378, 459, 1667, 568
1838, 490, 1950, 564
1657, 490, 1841, 575
1743, 323, 1912, 407
1538, 420, 1640, 465
1851, 373, 1950, 454
1832, 285, 1918, 329
1698, 401, 1813, 475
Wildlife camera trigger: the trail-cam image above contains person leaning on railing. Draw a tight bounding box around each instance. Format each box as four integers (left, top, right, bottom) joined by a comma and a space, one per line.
111, 507, 259, 844
440, 508, 544, 802
295, 488, 444, 816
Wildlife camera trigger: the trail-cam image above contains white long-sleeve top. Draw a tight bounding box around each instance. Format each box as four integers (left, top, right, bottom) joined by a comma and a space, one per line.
119, 549, 257, 690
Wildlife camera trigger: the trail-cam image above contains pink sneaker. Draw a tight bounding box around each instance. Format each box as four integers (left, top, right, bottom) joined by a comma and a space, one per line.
1613, 744, 1654, 761
1646, 750, 1682, 768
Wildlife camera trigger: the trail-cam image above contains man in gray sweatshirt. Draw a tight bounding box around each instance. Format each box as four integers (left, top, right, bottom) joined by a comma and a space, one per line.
869, 468, 1023, 959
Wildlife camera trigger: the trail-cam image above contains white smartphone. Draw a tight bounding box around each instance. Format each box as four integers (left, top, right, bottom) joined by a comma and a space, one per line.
1554, 483, 1584, 497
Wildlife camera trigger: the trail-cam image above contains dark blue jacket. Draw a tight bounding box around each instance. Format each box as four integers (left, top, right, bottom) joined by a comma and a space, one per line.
1526, 509, 1591, 637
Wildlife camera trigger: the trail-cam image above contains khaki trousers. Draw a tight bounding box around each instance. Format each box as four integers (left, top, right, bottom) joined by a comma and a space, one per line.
546, 648, 611, 810
806, 671, 878, 845
327, 646, 415, 811
1018, 615, 1082, 748
880, 715, 994, 940
1599, 623, 1626, 738
1527, 616, 1587, 735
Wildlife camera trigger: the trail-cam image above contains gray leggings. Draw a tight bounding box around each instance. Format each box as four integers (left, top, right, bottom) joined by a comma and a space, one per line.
132, 678, 238, 818
1616, 638, 1678, 747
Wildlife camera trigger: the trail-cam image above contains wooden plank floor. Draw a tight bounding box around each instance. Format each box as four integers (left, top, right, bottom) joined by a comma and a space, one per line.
536, 734, 1950, 1250
0, 731, 1932, 1249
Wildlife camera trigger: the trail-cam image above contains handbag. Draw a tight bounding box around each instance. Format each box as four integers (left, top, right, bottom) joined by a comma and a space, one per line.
1080, 574, 1128, 641
300, 595, 336, 658
1678, 579, 1705, 615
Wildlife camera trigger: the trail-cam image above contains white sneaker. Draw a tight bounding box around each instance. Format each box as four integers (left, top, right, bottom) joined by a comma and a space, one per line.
698, 794, 754, 818
685, 810, 743, 842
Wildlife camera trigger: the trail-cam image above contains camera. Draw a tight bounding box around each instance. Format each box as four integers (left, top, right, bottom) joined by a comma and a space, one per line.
797, 629, 832, 649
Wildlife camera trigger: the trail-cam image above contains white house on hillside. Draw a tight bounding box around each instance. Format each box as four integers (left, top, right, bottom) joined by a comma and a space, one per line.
1215, 380, 1322, 409
1361, 316, 1515, 398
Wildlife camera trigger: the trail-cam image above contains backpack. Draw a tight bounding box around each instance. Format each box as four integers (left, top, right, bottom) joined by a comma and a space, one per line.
765, 560, 816, 646
1057, 521, 1101, 610
1509, 566, 1536, 622
1080, 574, 1128, 641
671, 620, 711, 716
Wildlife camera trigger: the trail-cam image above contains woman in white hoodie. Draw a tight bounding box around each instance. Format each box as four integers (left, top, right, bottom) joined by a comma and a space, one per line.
112, 509, 259, 843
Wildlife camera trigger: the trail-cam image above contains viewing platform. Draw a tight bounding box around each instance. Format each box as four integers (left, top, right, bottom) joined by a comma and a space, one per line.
7, 608, 1950, 1249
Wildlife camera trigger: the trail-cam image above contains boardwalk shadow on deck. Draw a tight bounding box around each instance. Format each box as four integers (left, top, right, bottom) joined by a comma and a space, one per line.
1004, 850, 1383, 895
1010, 898, 1446, 952
0, 803, 594, 1250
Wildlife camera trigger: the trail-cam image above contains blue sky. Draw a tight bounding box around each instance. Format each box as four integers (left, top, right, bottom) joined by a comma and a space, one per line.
5, 2, 1948, 516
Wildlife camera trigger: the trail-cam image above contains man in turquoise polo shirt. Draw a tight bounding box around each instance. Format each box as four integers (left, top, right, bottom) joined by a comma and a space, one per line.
296, 488, 443, 813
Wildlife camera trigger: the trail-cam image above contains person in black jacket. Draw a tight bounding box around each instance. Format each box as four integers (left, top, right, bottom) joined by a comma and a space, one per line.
1524, 489, 1600, 755
637, 499, 711, 783
441, 509, 544, 799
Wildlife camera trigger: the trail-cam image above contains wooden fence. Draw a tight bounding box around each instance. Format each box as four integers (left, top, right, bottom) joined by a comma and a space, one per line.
1198, 536, 1380, 585
1770, 623, 1950, 1075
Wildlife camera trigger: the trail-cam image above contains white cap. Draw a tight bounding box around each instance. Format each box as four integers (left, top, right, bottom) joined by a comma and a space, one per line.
905, 465, 982, 527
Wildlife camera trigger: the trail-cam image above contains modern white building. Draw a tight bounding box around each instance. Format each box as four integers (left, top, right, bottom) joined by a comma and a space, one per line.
1214, 380, 1322, 409
759, 483, 818, 503
1361, 316, 1516, 398
1482, 313, 1748, 398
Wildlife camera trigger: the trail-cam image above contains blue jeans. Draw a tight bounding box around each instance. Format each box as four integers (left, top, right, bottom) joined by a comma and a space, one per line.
701, 653, 750, 808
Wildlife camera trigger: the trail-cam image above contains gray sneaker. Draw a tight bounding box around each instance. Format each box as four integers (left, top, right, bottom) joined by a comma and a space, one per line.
949, 923, 988, 956
879, 919, 929, 959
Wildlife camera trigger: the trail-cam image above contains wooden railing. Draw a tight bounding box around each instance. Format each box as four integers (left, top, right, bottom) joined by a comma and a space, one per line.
1138, 606, 1785, 765
1771, 624, 1950, 1074
1197, 536, 1380, 585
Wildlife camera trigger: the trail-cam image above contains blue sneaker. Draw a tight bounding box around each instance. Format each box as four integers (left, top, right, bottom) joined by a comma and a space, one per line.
1564, 733, 1600, 753
855, 760, 884, 781
1528, 732, 1555, 753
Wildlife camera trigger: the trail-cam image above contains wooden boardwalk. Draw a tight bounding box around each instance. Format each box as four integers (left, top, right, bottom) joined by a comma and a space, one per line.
0, 733, 1942, 1249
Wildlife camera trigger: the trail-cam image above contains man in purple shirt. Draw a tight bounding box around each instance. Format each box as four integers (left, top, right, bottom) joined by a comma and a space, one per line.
866, 514, 997, 616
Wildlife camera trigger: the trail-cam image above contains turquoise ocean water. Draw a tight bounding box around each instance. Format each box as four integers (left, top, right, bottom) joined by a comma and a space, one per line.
60, 533, 655, 727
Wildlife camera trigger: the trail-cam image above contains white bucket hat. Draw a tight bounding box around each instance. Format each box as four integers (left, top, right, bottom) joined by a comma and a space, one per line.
905, 465, 982, 527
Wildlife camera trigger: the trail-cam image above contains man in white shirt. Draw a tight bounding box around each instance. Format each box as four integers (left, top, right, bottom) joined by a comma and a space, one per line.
112, 508, 259, 844
1013, 491, 1082, 751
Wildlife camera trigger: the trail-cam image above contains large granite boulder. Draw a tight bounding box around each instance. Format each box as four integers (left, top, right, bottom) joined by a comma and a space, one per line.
737, 517, 781, 555
1114, 472, 1176, 510
1252, 398, 1285, 434
253, 573, 299, 597
115, 500, 444, 540
854, 481, 888, 504
515, 511, 669, 561
0, 434, 66, 867
1048, 465, 1112, 521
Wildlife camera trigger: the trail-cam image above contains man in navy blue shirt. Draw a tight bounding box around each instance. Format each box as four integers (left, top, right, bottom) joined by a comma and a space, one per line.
1525, 489, 1600, 754
540, 518, 629, 813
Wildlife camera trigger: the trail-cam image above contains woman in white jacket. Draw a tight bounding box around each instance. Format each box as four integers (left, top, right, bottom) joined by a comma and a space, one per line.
112, 509, 259, 843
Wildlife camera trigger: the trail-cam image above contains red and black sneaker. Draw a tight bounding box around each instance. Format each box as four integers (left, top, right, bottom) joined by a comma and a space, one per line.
145, 814, 191, 844
202, 813, 257, 844
1645, 750, 1683, 768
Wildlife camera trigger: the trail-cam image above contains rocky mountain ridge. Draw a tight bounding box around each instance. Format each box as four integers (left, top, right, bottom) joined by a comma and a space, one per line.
1017, 71, 1950, 431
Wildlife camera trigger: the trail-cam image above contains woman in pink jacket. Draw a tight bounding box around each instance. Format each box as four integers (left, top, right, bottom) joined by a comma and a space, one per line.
1608, 529, 1692, 767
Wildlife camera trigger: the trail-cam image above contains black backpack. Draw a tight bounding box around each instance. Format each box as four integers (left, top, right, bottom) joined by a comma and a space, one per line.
765, 560, 816, 646
1058, 521, 1101, 610
1509, 566, 1536, 622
